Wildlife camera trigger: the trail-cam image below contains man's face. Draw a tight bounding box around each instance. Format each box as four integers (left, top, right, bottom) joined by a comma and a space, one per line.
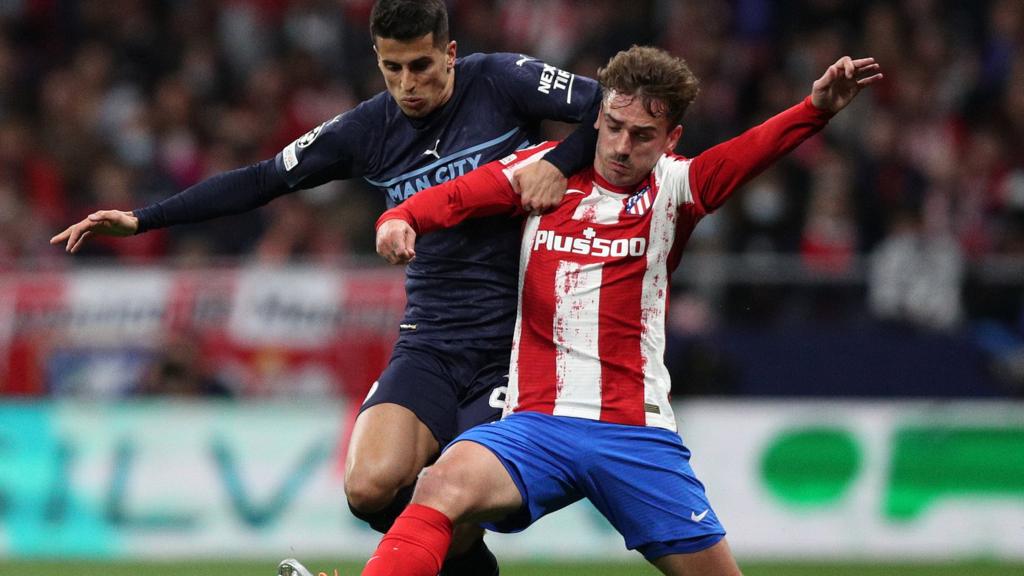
594, 91, 682, 187
375, 33, 456, 118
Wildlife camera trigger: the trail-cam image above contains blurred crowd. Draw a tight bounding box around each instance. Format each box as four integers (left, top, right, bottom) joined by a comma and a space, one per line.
0, 1, 1022, 367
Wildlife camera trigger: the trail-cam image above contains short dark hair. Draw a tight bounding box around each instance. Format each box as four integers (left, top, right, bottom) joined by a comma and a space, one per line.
597, 45, 700, 128
370, 0, 449, 48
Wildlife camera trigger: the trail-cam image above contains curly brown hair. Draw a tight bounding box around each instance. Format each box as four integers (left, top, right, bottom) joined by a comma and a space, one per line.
597, 45, 700, 128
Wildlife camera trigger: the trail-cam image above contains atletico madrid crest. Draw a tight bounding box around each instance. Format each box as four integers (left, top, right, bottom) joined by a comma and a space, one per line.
623, 184, 654, 216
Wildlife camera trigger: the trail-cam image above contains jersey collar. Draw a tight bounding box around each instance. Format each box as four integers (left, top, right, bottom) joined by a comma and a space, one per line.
592, 166, 649, 196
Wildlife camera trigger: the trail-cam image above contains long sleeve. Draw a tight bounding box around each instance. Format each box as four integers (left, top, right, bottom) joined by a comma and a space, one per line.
133, 159, 289, 233
376, 160, 524, 236
543, 88, 601, 177
688, 96, 833, 213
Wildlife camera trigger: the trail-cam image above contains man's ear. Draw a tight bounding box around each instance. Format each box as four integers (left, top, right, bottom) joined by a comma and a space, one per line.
666, 124, 683, 152
594, 104, 604, 130
446, 40, 457, 70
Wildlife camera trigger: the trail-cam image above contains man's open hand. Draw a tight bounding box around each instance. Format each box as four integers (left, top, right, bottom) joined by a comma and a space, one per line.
49, 210, 139, 254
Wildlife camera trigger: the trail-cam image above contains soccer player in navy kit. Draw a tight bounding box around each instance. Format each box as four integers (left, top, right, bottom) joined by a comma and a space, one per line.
50, 1, 600, 574
366, 47, 882, 576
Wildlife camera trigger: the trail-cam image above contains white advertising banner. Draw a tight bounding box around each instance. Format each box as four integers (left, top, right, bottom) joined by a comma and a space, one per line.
0, 400, 1021, 561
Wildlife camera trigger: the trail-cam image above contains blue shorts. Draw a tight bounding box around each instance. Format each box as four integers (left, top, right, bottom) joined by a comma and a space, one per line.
453, 412, 726, 560
361, 336, 509, 446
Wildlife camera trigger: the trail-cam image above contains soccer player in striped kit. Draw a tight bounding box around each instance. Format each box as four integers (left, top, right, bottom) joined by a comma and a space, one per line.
368, 46, 882, 575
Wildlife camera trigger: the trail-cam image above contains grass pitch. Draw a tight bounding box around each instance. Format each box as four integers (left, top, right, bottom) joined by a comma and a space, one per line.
0, 560, 1020, 575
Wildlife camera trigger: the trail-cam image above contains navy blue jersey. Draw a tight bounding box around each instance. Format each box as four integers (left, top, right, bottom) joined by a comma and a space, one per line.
274, 53, 599, 342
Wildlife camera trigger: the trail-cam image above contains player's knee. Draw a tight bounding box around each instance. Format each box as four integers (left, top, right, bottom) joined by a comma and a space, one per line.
347, 481, 416, 534
345, 468, 405, 512
410, 464, 476, 521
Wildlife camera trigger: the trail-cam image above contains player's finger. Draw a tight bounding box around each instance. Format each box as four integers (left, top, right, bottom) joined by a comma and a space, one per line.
843, 57, 854, 79
402, 228, 417, 260
856, 63, 881, 75
856, 73, 884, 86
510, 172, 525, 196
520, 191, 534, 212
69, 230, 92, 254
50, 226, 72, 245
64, 225, 83, 252
851, 57, 876, 68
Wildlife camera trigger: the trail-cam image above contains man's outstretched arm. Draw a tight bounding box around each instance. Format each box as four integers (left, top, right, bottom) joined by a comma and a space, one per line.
51, 109, 368, 254
49, 161, 288, 253
686, 56, 882, 213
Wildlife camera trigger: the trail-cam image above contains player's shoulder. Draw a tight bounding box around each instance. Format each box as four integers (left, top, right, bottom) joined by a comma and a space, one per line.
346, 90, 393, 122
307, 91, 388, 140
654, 152, 691, 172
459, 52, 535, 76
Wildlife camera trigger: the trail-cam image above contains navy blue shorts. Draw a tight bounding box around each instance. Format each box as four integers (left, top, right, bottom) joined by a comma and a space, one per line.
453, 412, 726, 560
360, 336, 510, 446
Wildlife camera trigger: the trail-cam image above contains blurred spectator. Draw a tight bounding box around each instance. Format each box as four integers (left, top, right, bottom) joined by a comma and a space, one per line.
137, 333, 233, 398
868, 201, 965, 331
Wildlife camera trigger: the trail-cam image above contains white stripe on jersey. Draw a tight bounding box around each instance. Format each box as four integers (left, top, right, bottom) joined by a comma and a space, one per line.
552, 259, 603, 420
573, 186, 624, 224
639, 158, 693, 430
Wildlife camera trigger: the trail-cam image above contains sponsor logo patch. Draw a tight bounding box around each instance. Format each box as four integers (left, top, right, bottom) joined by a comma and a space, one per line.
532, 227, 647, 258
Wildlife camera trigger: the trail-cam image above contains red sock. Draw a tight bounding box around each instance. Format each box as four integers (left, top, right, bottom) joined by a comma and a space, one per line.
361, 503, 454, 576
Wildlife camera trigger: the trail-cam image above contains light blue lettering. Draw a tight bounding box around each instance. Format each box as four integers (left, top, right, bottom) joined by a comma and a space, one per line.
212, 436, 332, 528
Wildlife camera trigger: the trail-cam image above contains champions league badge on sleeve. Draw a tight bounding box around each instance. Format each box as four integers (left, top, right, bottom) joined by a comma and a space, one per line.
282, 114, 341, 172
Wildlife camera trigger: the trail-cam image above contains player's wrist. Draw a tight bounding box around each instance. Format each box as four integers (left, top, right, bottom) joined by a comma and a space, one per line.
804, 95, 836, 118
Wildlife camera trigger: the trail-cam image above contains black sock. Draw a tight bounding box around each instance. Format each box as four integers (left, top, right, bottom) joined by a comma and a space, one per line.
439, 538, 499, 576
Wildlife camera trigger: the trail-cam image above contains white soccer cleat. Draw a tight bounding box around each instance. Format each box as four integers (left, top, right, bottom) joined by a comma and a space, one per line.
277, 558, 315, 576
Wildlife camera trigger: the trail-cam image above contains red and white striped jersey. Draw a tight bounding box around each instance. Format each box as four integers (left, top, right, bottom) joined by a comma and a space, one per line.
380, 97, 832, 430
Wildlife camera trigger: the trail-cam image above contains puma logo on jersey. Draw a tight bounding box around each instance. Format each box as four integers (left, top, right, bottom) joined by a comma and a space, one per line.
533, 227, 647, 258
423, 139, 441, 160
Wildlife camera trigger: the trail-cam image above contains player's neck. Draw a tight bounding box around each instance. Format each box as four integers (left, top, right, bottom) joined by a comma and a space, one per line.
592, 166, 647, 195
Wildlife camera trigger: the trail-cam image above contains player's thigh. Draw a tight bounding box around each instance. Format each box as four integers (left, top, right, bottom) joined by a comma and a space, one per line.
651, 539, 742, 576
583, 425, 726, 557
346, 338, 459, 487
346, 402, 440, 487
454, 346, 510, 435
413, 440, 523, 525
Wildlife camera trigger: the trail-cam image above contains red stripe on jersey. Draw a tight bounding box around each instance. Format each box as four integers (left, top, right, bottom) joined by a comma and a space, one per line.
596, 219, 654, 426
514, 229, 560, 415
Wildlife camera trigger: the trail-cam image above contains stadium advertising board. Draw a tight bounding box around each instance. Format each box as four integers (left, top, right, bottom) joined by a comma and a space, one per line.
0, 268, 404, 398
0, 401, 1021, 561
